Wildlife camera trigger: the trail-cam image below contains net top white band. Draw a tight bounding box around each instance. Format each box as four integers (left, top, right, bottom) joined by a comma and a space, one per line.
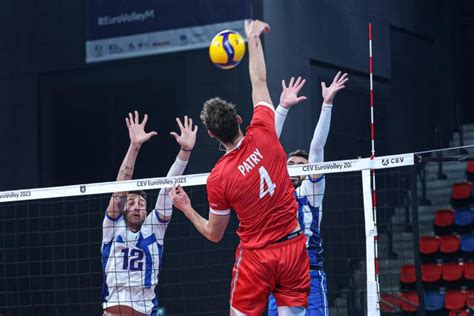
0, 153, 414, 203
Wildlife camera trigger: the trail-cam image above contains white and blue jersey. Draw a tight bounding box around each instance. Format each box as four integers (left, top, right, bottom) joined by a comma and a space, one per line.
271, 103, 333, 315
296, 175, 325, 269
101, 210, 168, 315
269, 175, 328, 316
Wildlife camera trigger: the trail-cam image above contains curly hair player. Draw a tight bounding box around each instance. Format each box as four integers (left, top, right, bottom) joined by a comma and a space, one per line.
169, 20, 310, 316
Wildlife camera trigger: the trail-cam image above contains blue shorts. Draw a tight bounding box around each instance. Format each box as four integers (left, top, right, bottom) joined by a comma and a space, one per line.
268, 270, 329, 316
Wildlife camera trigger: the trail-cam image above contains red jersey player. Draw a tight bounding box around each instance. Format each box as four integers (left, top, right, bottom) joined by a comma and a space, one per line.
169, 20, 310, 316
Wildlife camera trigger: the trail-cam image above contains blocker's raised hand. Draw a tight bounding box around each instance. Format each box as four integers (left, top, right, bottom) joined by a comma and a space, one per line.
321, 71, 349, 104
126, 111, 157, 147
279, 76, 307, 109
170, 116, 198, 151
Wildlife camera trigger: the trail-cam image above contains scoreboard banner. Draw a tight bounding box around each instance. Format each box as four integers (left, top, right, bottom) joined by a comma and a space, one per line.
85, 0, 252, 63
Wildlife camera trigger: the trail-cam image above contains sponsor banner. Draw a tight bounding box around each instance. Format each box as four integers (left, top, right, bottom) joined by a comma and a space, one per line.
86, 20, 245, 63
287, 153, 414, 177
369, 153, 415, 170
0, 153, 414, 203
288, 158, 364, 177
86, 0, 252, 63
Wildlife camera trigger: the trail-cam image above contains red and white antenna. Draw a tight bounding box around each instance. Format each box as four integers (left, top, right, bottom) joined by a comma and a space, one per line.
368, 22, 381, 314
369, 23, 376, 159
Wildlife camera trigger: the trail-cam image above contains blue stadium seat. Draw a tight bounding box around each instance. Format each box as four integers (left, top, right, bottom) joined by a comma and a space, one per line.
460, 234, 474, 259
425, 291, 445, 312
454, 209, 472, 226
454, 209, 473, 234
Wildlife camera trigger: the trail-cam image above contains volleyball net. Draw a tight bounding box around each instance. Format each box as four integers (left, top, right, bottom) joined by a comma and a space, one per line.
0, 153, 416, 316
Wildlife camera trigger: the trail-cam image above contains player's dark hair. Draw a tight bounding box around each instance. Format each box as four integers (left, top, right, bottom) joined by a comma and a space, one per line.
200, 97, 239, 144
288, 149, 309, 161
128, 190, 147, 201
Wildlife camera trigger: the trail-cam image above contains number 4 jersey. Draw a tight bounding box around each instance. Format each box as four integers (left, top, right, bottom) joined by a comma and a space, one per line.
206, 103, 298, 249
101, 211, 167, 315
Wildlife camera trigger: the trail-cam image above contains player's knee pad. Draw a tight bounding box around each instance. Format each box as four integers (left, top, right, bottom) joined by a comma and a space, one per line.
277, 306, 306, 316
230, 306, 247, 316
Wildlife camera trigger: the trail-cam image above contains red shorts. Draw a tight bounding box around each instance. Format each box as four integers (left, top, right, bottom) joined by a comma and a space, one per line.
229, 233, 310, 315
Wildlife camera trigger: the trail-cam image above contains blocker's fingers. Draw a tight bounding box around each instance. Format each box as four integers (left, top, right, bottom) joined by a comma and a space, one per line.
294, 77, 302, 88
296, 79, 306, 91
141, 114, 149, 126
289, 77, 295, 88
134, 111, 139, 124
176, 117, 185, 131
184, 115, 189, 129
296, 96, 307, 103
338, 73, 348, 83
188, 117, 193, 129
339, 78, 349, 86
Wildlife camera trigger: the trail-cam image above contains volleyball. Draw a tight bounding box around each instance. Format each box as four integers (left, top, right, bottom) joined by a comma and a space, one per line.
209, 30, 246, 69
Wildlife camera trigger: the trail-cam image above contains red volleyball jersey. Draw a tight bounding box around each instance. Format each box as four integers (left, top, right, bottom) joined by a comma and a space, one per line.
206, 102, 298, 249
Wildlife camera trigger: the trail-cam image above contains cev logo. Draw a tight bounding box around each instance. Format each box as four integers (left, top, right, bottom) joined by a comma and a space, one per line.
381, 157, 405, 166
137, 180, 148, 187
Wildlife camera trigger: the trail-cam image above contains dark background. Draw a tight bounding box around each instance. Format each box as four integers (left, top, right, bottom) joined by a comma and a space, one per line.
0, 0, 473, 315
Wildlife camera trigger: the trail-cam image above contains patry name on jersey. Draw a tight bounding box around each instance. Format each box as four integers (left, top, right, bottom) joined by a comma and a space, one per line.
237, 148, 263, 176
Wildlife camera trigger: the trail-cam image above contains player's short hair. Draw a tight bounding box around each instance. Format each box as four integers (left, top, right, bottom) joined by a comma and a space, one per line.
288, 149, 309, 161
127, 190, 147, 201
200, 97, 239, 144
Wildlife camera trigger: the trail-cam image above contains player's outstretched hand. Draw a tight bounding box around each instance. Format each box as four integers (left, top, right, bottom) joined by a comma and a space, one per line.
321, 71, 349, 104
170, 116, 198, 151
126, 111, 157, 147
280, 76, 307, 109
245, 19, 270, 39
169, 184, 191, 213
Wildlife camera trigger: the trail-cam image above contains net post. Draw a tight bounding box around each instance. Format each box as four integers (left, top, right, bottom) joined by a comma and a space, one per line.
361, 169, 380, 316
411, 160, 427, 315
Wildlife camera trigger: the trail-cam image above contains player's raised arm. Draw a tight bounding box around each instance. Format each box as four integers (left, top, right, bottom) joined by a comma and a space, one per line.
155, 116, 197, 222
106, 111, 157, 220
169, 184, 230, 243
275, 76, 307, 138
245, 19, 272, 107
309, 71, 348, 176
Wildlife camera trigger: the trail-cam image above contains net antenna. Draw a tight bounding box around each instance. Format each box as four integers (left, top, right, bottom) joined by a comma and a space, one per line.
365, 22, 381, 316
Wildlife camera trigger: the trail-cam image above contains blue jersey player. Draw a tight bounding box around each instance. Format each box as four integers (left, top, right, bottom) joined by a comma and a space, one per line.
102, 112, 197, 316
269, 72, 348, 316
